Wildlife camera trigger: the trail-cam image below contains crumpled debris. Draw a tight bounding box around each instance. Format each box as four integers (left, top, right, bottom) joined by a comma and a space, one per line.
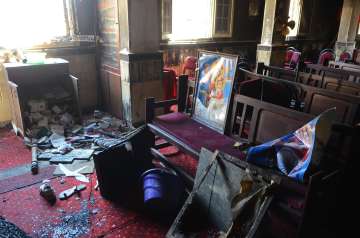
39, 180, 57, 205
60, 113, 74, 127
58, 143, 73, 155
94, 138, 125, 149
28, 100, 46, 113
24, 109, 135, 173
52, 105, 62, 114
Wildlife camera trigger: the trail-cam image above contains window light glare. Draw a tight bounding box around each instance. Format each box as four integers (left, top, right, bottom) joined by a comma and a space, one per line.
0, 0, 66, 49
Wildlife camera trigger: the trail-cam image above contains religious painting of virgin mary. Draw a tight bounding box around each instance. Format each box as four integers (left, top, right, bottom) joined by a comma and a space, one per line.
193, 51, 238, 133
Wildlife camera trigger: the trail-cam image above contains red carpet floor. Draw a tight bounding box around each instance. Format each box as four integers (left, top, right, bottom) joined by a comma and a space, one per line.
0, 128, 31, 171
0, 128, 199, 237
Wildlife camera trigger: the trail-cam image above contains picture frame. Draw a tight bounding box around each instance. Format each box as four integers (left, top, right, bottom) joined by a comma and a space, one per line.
192, 50, 238, 134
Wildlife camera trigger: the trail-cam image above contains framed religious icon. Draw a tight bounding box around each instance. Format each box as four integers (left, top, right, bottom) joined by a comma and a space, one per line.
192, 50, 238, 134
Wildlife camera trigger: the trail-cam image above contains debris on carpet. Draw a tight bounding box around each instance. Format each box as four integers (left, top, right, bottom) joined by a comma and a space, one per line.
37, 200, 91, 238
21, 109, 134, 174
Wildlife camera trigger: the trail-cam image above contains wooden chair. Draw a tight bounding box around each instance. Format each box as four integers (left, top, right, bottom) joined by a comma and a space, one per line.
317, 49, 335, 66
339, 51, 352, 62
285, 51, 301, 70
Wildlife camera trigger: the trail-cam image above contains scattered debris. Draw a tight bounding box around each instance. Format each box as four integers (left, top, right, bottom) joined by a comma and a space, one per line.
24, 109, 134, 185
49, 133, 67, 149
94, 138, 123, 149
52, 105, 62, 114
31, 146, 39, 175
91, 208, 99, 215
59, 177, 65, 184
94, 180, 99, 191
93, 110, 103, 119
38, 200, 90, 238
39, 180, 56, 205
57, 209, 66, 214
60, 112, 74, 127
59, 184, 86, 200
28, 100, 46, 113
58, 164, 89, 183
53, 160, 94, 176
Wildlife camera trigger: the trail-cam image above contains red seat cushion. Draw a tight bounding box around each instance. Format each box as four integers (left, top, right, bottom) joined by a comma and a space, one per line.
153, 112, 245, 159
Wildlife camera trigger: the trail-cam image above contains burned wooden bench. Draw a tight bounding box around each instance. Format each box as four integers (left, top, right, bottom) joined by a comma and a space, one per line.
146, 79, 313, 160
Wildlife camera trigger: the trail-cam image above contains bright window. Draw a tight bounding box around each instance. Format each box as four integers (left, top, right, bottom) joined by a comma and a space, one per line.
162, 0, 234, 41
0, 0, 68, 49
288, 0, 302, 37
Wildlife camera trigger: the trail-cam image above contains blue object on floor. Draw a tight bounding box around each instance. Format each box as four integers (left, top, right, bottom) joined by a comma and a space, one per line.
141, 168, 185, 214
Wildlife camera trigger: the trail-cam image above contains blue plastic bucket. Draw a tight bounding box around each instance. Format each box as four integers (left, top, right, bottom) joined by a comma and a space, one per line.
141, 168, 185, 214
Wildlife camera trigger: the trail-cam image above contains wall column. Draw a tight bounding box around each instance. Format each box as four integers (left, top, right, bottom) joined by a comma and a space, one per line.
256, 0, 289, 67
118, 0, 163, 125
335, 0, 360, 59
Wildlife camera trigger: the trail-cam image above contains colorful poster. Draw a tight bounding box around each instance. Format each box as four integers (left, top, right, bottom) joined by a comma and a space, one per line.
193, 51, 238, 133
246, 109, 336, 182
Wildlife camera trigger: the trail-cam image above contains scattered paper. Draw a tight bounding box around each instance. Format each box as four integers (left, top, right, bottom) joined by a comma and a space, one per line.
58, 164, 89, 183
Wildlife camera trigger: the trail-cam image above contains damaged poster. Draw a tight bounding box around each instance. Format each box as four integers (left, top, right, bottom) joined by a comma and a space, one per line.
246, 109, 336, 182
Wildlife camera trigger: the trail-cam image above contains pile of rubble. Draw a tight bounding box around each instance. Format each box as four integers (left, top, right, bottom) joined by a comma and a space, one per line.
24, 98, 133, 164
24, 88, 75, 138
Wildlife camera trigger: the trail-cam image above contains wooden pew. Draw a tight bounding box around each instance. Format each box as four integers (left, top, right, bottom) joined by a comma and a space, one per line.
230, 94, 313, 144
257, 63, 360, 96
329, 60, 360, 71
300, 73, 360, 96
257, 62, 297, 81
239, 68, 360, 125
306, 63, 360, 83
